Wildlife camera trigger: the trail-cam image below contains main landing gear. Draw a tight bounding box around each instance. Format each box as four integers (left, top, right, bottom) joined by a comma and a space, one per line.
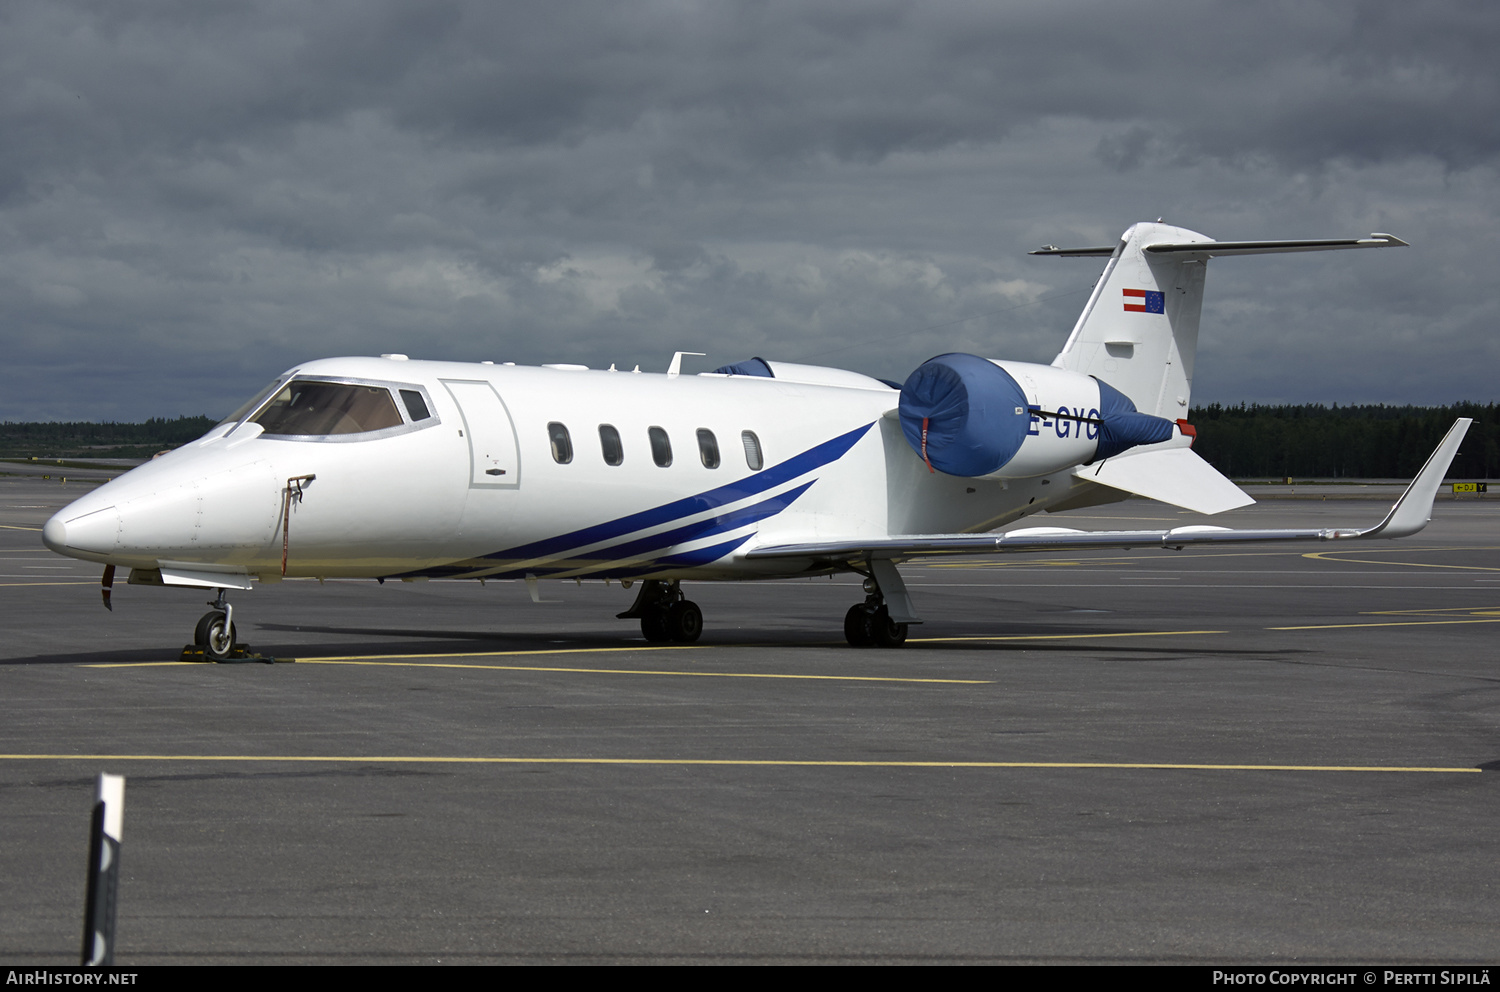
843, 560, 920, 648
617, 579, 702, 643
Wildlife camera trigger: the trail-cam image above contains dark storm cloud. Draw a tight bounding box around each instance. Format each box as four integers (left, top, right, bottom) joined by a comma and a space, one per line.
1, 0, 1497, 420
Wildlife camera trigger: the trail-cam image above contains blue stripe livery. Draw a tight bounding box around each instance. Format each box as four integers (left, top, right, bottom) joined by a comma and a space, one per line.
571, 481, 814, 563
396, 423, 872, 579
487, 422, 870, 563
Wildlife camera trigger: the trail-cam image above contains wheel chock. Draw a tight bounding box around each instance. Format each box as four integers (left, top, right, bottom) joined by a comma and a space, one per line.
177, 643, 295, 664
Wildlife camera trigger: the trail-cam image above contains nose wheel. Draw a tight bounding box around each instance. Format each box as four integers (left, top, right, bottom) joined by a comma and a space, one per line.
187, 589, 247, 662
193, 610, 238, 661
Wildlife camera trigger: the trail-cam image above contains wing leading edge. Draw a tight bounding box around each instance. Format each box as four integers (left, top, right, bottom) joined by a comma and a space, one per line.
744, 419, 1472, 564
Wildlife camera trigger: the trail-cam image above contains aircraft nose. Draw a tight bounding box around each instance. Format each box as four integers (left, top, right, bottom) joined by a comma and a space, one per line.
43, 506, 120, 557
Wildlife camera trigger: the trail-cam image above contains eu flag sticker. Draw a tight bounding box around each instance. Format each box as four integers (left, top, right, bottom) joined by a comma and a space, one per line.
1123, 288, 1165, 313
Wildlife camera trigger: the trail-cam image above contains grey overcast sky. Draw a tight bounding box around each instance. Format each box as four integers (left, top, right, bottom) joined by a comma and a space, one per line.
2, 0, 1497, 421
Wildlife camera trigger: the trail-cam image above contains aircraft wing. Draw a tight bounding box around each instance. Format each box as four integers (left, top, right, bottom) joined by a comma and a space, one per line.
744, 419, 1471, 564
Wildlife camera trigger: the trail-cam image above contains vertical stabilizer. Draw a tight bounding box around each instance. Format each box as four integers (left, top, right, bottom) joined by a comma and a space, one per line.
1049, 222, 1209, 418
1040, 224, 1406, 418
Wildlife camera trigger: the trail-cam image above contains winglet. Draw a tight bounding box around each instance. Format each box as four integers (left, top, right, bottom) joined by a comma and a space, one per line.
1356, 419, 1472, 539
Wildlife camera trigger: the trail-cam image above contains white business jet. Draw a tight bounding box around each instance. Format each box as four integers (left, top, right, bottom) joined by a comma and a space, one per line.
42, 222, 1470, 658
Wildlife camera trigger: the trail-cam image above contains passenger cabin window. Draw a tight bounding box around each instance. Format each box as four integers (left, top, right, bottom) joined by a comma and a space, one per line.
548, 422, 573, 464
400, 389, 431, 422
648, 426, 672, 467
599, 424, 623, 466
741, 430, 763, 470
697, 429, 720, 469
252, 381, 403, 436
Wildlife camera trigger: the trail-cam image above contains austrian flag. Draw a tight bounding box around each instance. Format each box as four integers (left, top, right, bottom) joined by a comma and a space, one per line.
1123, 288, 1165, 313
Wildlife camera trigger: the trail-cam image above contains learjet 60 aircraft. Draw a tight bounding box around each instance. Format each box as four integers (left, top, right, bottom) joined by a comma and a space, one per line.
42, 222, 1471, 657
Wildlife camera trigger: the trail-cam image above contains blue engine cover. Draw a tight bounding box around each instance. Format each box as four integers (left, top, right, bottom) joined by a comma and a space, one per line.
1093, 378, 1175, 461
712, 357, 774, 377
898, 354, 1030, 476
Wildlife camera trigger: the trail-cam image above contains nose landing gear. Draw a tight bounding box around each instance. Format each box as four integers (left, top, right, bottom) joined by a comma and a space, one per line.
181, 588, 282, 663
193, 590, 239, 661
617, 579, 703, 643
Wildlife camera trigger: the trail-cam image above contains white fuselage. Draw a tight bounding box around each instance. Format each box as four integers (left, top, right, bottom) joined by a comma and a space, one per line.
43, 355, 1100, 583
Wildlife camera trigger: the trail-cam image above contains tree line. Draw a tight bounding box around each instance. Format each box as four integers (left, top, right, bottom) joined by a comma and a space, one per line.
0, 416, 216, 459
1, 405, 1495, 479
1188, 403, 1497, 480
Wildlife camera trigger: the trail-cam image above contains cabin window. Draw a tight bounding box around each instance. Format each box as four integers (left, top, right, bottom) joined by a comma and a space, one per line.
399, 389, 431, 422
648, 426, 673, 467
599, 424, 623, 466
252, 381, 404, 436
548, 422, 573, 464
741, 430, 763, 470
696, 429, 720, 469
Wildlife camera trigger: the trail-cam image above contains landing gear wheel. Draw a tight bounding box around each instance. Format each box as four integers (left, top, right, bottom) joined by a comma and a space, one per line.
664, 600, 703, 643
195, 611, 237, 661
871, 606, 908, 648
641, 610, 671, 642
844, 604, 877, 647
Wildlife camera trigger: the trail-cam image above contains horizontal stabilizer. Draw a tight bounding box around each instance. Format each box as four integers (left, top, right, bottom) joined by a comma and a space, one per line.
1074, 446, 1252, 515
1030, 233, 1408, 257
1144, 234, 1408, 256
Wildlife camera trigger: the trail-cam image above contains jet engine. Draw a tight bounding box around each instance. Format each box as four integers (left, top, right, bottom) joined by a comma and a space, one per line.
897, 353, 1174, 479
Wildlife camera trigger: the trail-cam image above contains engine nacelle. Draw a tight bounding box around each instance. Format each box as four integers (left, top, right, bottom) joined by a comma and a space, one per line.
897, 354, 1174, 479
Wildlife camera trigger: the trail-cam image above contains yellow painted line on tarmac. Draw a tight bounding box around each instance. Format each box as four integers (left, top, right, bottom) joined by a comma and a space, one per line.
1302, 550, 1500, 572
84, 662, 201, 668
86, 644, 714, 668
88, 649, 992, 684
300, 659, 990, 684
0, 754, 1479, 773
1268, 618, 1500, 631
0, 524, 42, 531
1359, 605, 1500, 616
913, 629, 1225, 643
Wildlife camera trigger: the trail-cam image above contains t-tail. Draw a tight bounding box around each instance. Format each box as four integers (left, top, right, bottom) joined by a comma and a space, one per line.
1037, 222, 1408, 417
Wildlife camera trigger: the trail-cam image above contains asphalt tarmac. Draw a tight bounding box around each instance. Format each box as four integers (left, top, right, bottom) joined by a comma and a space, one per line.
2, 473, 1497, 964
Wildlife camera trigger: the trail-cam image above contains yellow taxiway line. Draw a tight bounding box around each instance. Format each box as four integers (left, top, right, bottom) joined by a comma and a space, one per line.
1268, 618, 1500, 631
913, 630, 1224, 643
1302, 550, 1500, 572
88, 652, 993, 684
0, 754, 1480, 773
300, 659, 991, 684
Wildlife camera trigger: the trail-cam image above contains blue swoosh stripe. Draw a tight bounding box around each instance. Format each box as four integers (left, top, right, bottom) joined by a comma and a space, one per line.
550, 481, 813, 565
407, 534, 754, 582
484, 422, 872, 563
606, 534, 754, 579
414, 484, 812, 580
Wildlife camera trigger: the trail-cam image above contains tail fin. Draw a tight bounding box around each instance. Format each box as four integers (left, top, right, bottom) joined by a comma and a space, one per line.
1038, 223, 1407, 417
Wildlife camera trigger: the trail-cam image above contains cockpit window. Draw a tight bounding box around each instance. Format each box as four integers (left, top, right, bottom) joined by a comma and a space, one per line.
399, 389, 431, 422
218, 379, 286, 427
252, 381, 404, 436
